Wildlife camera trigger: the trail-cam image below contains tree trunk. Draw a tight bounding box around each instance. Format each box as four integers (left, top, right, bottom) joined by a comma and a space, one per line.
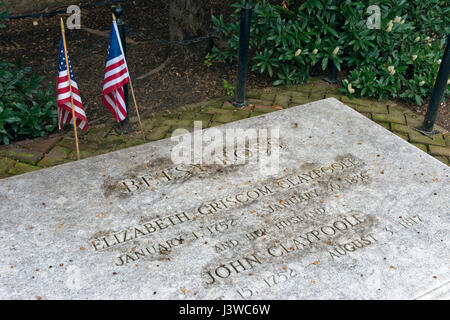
169, 0, 210, 58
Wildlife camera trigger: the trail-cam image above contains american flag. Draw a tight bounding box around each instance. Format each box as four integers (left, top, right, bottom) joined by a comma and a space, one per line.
56, 38, 89, 131
102, 21, 130, 122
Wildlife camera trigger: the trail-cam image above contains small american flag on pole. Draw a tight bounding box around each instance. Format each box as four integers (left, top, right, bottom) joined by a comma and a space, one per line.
102, 20, 130, 122
56, 38, 89, 131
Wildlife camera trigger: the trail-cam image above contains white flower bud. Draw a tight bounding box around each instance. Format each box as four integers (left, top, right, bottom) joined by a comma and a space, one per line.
347, 83, 355, 94
394, 16, 402, 23
412, 55, 418, 61
312, 48, 318, 54
332, 47, 340, 55
437, 59, 442, 64
386, 20, 393, 32
295, 49, 302, 56
388, 66, 396, 76
414, 36, 420, 43
419, 81, 425, 86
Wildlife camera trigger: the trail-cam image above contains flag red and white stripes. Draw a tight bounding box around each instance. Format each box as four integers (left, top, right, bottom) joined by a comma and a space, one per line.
56, 38, 88, 131
102, 21, 130, 122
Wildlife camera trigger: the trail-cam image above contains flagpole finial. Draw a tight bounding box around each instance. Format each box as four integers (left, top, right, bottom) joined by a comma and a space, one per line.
60, 17, 65, 32
112, 5, 123, 20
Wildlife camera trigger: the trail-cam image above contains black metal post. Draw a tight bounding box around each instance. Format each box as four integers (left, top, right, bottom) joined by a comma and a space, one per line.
231, 1, 252, 108
113, 5, 135, 134
324, 15, 343, 84
326, 63, 339, 84
416, 34, 450, 137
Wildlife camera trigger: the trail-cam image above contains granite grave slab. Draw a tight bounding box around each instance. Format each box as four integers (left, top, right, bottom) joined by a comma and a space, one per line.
0, 98, 448, 299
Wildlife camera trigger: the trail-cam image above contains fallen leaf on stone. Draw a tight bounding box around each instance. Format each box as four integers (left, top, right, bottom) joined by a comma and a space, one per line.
390, 265, 397, 270
313, 261, 319, 265
181, 288, 188, 293
272, 105, 283, 110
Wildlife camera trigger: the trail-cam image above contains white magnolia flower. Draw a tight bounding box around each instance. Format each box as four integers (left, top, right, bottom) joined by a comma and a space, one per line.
394, 16, 402, 23
388, 65, 396, 76
295, 49, 302, 56
386, 20, 394, 32
447, 79, 450, 85
437, 59, 442, 64
312, 48, 318, 54
343, 79, 349, 84
332, 47, 340, 55
400, 19, 405, 24
419, 81, 425, 86
425, 36, 430, 41
412, 55, 418, 61
347, 83, 355, 94
414, 36, 420, 43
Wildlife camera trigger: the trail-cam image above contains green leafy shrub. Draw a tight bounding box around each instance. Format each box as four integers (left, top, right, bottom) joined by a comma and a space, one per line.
0, 3, 58, 145
211, 0, 450, 103
0, 62, 58, 144
223, 79, 235, 96
0, 1, 7, 28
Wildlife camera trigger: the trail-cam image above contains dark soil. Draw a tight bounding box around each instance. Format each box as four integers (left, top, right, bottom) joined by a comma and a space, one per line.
1, 0, 448, 130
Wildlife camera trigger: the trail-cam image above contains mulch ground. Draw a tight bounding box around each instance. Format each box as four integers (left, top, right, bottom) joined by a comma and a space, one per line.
0, 0, 448, 130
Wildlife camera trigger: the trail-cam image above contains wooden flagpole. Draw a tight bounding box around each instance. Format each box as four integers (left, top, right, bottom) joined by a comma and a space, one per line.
112, 13, 146, 143
60, 18, 81, 160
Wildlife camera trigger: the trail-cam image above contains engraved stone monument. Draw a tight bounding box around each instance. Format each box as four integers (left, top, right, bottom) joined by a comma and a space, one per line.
0, 98, 448, 299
